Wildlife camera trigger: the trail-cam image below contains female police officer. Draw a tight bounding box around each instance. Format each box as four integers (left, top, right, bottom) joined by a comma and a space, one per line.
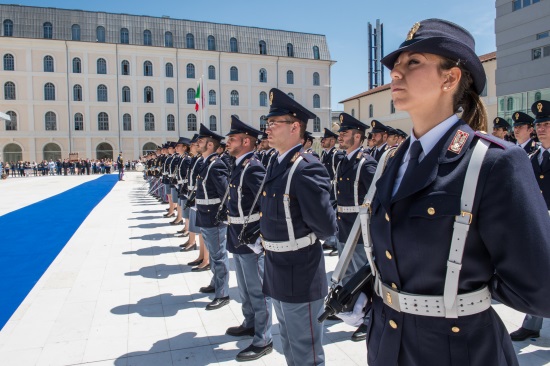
361, 19, 550, 365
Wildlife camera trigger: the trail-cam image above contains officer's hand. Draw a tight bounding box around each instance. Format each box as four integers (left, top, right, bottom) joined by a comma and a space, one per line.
336, 292, 368, 327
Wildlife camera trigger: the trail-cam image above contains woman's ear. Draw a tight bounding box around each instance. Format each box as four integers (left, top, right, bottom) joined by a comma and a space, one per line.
443, 67, 462, 92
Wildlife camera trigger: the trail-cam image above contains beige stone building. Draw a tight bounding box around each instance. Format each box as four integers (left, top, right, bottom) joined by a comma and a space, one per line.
339, 52, 497, 134
0, 5, 333, 162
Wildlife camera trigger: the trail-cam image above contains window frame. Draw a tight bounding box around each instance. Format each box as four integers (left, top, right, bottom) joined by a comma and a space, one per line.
120, 28, 129, 44
230, 90, 240, 106
4, 81, 15, 100
74, 112, 84, 131
98, 112, 109, 131
73, 84, 82, 101
144, 112, 155, 131
143, 30, 152, 46
45, 111, 57, 131
97, 84, 108, 102
44, 82, 56, 101
97, 58, 107, 74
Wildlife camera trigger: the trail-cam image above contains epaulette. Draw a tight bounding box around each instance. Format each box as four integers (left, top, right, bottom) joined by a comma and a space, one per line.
474, 131, 509, 149
387, 146, 399, 159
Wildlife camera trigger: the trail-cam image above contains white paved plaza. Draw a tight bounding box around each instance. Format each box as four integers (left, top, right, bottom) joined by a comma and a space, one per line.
0, 172, 549, 365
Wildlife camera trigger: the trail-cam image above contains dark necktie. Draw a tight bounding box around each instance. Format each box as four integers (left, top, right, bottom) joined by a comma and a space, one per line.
541, 150, 550, 171
401, 140, 423, 186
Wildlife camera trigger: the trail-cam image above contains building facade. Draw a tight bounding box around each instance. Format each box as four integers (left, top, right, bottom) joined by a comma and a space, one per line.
339, 53, 497, 134
0, 5, 333, 162
495, 0, 550, 125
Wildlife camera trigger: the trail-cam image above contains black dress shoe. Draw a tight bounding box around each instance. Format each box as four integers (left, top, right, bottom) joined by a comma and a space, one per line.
192, 264, 210, 272
226, 325, 255, 337
199, 285, 215, 293
187, 258, 203, 266
510, 327, 540, 341
206, 296, 230, 310
170, 219, 183, 225
322, 243, 333, 251
180, 243, 197, 252
164, 213, 175, 218
329, 249, 339, 256
236, 343, 273, 362
351, 323, 368, 342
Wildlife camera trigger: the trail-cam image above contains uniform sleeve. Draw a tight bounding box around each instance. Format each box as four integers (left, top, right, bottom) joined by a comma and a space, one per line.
295, 161, 338, 240
211, 161, 229, 198
478, 146, 550, 317
244, 163, 266, 205
361, 156, 378, 194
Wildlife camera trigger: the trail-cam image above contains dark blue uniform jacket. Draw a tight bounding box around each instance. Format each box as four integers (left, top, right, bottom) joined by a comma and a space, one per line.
195, 153, 229, 228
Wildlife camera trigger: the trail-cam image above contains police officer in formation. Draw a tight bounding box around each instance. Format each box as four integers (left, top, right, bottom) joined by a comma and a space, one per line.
224, 116, 273, 361
369, 120, 390, 161
256, 138, 277, 168
492, 117, 512, 141
509, 99, 550, 342
512, 111, 539, 154
260, 87, 337, 365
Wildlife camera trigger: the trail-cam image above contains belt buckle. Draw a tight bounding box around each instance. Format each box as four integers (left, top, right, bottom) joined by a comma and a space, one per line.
381, 284, 401, 312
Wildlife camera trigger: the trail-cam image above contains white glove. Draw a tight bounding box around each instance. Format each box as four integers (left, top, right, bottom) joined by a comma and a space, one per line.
336, 292, 368, 327
247, 237, 263, 254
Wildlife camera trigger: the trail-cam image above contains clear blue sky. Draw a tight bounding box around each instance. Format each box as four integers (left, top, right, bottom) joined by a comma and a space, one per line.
3, 0, 496, 110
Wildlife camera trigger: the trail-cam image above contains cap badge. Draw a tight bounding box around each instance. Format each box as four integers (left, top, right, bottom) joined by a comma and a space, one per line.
340, 115, 344, 123
269, 92, 274, 105
515, 112, 519, 120
371, 121, 375, 128
447, 130, 469, 154
538, 103, 543, 113
406, 22, 421, 41
496, 118, 500, 123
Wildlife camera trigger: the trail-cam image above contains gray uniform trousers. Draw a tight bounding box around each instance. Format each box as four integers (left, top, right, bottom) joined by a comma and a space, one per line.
200, 225, 229, 298
272, 298, 325, 366
234, 252, 273, 347
522, 314, 544, 331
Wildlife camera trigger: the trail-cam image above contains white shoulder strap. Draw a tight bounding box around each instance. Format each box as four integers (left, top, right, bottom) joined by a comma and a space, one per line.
354, 157, 367, 206
237, 161, 252, 219
283, 156, 304, 242
202, 158, 217, 201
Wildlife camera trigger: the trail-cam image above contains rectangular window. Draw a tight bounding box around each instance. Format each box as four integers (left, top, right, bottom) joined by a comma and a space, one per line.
537, 31, 549, 40
544, 45, 550, 57
533, 47, 542, 60
523, 0, 531, 7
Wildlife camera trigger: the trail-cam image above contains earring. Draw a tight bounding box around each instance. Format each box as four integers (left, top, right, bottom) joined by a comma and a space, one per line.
443, 86, 449, 90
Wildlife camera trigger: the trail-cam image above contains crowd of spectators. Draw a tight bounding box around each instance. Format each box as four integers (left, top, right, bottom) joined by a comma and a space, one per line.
0, 159, 139, 179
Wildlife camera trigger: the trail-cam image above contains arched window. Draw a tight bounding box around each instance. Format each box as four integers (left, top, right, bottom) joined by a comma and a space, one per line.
187, 88, 195, 104
313, 117, 321, 132
186, 63, 195, 78
74, 113, 83, 131
71, 24, 80, 41
313, 72, 320, 86
230, 37, 238, 52
4, 19, 13, 37
390, 100, 395, 114
122, 86, 131, 102
165, 62, 173, 77
186, 33, 195, 49
96, 142, 113, 160
121, 60, 130, 75
4, 53, 14, 71
209, 115, 217, 131
369, 104, 374, 118
96, 26, 105, 43
288, 92, 295, 100
43, 55, 54, 72
143, 30, 152, 46
351, 109, 355, 117
3, 143, 22, 161
142, 142, 157, 155
143, 60, 153, 76
45, 111, 57, 130
165, 31, 173, 47
259, 91, 267, 107
166, 88, 174, 104
97, 58, 107, 74
287, 70, 294, 84
208, 65, 216, 80
4, 81, 15, 100
167, 114, 175, 131
144, 86, 154, 103
499, 98, 505, 112
231, 90, 239, 106
44, 82, 55, 101
43, 143, 61, 161
535, 91, 542, 101
72, 57, 81, 73
73, 84, 82, 101
120, 28, 129, 44
287, 43, 294, 57
313, 94, 320, 108
187, 113, 197, 131
230, 66, 238, 81
97, 84, 108, 102
507, 97, 514, 111
43, 22, 53, 39
257, 69, 267, 84
209, 90, 216, 105
259, 40, 267, 55
208, 35, 216, 51
5, 111, 17, 130
98, 112, 109, 130
313, 46, 320, 60
144, 113, 155, 131
123, 113, 131, 131
260, 116, 267, 132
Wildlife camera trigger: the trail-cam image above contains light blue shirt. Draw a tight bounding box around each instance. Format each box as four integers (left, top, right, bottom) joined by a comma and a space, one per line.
346, 147, 362, 160
392, 114, 459, 196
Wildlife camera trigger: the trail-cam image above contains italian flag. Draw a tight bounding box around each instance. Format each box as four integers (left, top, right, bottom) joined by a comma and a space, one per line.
195, 79, 202, 112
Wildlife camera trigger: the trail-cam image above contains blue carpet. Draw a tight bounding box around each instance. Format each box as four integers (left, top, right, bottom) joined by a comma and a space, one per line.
0, 175, 118, 330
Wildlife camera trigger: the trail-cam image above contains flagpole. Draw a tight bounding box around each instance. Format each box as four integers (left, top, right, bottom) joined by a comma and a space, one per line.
201, 75, 205, 130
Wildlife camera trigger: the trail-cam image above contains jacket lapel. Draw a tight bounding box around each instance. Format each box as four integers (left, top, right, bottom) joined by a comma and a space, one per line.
375, 140, 407, 212
265, 146, 301, 184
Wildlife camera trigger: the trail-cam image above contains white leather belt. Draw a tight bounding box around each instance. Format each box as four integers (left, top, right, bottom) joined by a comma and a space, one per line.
337, 205, 360, 213
183, 179, 188, 184
228, 213, 260, 224
262, 233, 317, 253
177, 180, 183, 184
196, 198, 221, 205
188, 185, 194, 190
374, 278, 491, 318
168, 174, 174, 177
162, 173, 168, 176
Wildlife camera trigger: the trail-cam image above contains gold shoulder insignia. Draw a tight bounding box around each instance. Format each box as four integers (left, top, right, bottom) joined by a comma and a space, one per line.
243, 159, 250, 166
356, 152, 363, 159
290, 152, 300, 163
447, 130, 469, 154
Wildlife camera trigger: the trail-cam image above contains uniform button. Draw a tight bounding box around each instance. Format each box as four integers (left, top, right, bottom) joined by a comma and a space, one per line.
263, 191, 266, 196
273, 193, 276, 197
389, 320, 397, 329
385, 250, 392, 260
451, 326, 460, 333
540, 175, 544, 179
340, 178, 342, 181
385, 213, 390, 221
338, 191, 340, 194
427, 207, 435, 215
391, 283, 397, 289
228, 197, 231, 200
347, 178, 350, 181
338, 215, 341, 220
